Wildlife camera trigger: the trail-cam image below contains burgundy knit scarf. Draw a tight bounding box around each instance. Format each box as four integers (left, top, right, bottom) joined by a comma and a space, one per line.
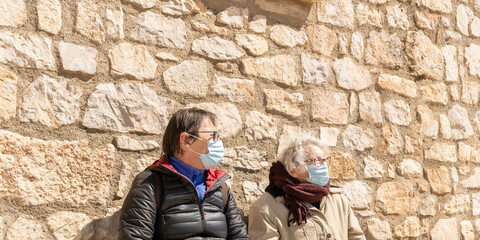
267, 161, 330, 226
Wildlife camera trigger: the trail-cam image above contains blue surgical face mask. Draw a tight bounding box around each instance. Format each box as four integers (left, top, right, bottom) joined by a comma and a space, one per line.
306, 164, 329, 186
188, 137, 225, 169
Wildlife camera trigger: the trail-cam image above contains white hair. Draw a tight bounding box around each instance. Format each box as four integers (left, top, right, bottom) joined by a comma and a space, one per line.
277, 135, 328, 174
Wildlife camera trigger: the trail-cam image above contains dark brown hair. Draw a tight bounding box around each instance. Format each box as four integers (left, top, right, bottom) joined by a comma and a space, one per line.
162, 107, 217, 157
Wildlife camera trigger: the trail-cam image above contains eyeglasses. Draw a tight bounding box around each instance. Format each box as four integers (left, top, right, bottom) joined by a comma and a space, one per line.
187, 131, 220, 143
304, 156, 331, 166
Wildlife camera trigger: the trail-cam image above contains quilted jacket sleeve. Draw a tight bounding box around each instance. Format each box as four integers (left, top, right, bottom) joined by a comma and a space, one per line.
119, 171, 157, 240
224, 185, 250, 240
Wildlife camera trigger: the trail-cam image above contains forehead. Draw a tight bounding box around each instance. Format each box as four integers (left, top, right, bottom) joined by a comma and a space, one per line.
199, 117, 216, 130
304, 144, 325, 157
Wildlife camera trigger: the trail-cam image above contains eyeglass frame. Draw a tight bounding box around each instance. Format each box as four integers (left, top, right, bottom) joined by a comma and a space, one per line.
304, 156, 331, 166
187, 131, 220, 143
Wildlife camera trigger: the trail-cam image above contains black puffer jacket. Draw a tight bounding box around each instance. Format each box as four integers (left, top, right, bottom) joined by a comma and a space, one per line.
119, 157, 249, 240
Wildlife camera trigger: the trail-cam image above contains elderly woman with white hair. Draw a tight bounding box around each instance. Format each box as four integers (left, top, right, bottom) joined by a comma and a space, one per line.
248, 136, 365, 240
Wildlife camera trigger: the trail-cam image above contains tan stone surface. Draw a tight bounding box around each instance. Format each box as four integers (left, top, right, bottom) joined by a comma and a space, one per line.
364, 155, 384, 179
386, 4, 410, 30
269, 24, 307, 48
406, 31, 444, 81
460, 167, 480, 189
130, 11, 186, 49
329, 152, 356, 179
464, 43, 480, 77
458, 142, 480, 163
249, 15, 266, 33
59, 41, 98, 75
319, 127, 340, 147
417, 105, 439, 138
365, 30, 403, 68
105, 6, 124, 39
342, 125, 375, 151
317, 0, 354, 29
351, 32, 364, 61
301, 53, 330, 85
394, 216, 422, 238
359, 91, 382, 124
235, 34, 269, 56
277, 125, 316, 156
108, 42, 157, 80
367, 218, 392, 240
37, 0, 62, 35
439, 114, 452, 139
212, 75, 254, 103
449, 104, 474, 140
216, 6, 248, 29
415, 11, 438, 30
405, 135, 422, 155
426, 166, 452, 195
46, 211, 92, 240
356, 4, 383, 28
114, 135, 159, 151
380, 125, 403, 155
456, 5, 474, 36
306, 25, 337, 57
192, 36, 244, 60
333, 57, 372, 91
83, 83, 174, 134
19, 75, 82, 128
420, 83, 448, 105
242, 55, 297, 86
264, 89, 303, 119
124, 0, 157, 9
5, 216, 48, 240
0, 67, 17, 123
163, 60, 210, 97
431, 218, 459, 240
444, 194, 471, 215
462, 80, 480, 105
0, 30, 56, 71
425, 142, 457, 162
443, 45, 458, 82
376, 182, 418, 214
311, 90, 349, 125
415, 0, 452, 14
0, 0, 26, 27
378, 74, 417, 98
343, 180, 372, 209
460, 220, 475, 240
76, 0, 105, 44
383, 99, 411, 126
0, 130, 115, 205
245, 111, 277, 141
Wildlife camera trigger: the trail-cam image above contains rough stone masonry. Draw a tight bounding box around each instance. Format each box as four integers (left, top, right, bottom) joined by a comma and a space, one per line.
0, 0, 480, 239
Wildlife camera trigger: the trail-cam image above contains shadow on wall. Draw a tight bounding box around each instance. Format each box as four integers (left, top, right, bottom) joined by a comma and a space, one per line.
75, 211, 120, 240
199, 0, 316, 27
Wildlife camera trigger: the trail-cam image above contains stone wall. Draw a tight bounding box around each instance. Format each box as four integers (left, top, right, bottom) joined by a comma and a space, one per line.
0, 0, 479, 239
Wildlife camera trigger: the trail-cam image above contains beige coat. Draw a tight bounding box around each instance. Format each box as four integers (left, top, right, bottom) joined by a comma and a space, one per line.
248, 187, 365, 240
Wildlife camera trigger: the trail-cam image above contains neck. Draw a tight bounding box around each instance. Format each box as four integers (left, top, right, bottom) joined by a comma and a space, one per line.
175, 153, 205, 170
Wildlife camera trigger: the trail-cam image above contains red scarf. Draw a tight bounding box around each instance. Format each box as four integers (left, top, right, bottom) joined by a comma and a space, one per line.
267, 161, 330, 226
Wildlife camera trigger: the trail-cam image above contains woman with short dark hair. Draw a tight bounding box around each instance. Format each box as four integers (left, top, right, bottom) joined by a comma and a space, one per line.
120, 107, 249, 239
248, 136, 365, 240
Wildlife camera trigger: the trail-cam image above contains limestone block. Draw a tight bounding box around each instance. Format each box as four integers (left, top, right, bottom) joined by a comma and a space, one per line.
386, 4, 410, 30
380, 125, 403, 155
105, 6, 124, 39
216, 6, 248, 28
270, 24, 307, 48
76, 0, 105, 44
317, 0, 354, 29
356, 4, 383, 28
264, 89, 303, 119
420, 83, 448, 105
383, 99, 411, 126
406, 31, 444, 81
333, 57, 372, 91
114, 136, 159, 151
37, 0, 62, 35
398, 159, 422, 178
108, 42, 157, 80
5, 216, 48, 240
235, 34, 269, 56
449, 104, 474, 140
245, 111, 277, 141
343, 180, 373, 209
319, 127, 340, 147
19, 75, 82, 128
351, 32, 364, 61
342, 125, 375, 151
163, 60, 210, 97
0, 0, 26, 27
394, 216, 422, 238
301, 54, 331, 85
461, 168, 480, 189
0, 30, 56, 71
417, 105, 439, 138
59, 41, 97, 75
431, 218, 459, 240
130, 11, 186, 49
364, 155, 384, 179
242, 55, 297, 86
0, 130, 115, 205
311, 90, 349, 125
377, 182, 418, 214
0, 67, 17, 123
426, 166, 452, 195
192, 36, 244, 60
365, 30, 403, 68
212, 75, 254, 103
306, 25, 337, 57
46, 211, 92, 240
425, 142, 457, 162
444, 194, 471, 215
367, 218, 392, 240
83, 83, 174, 134
378, 74, 417, 98
415, 0, 452, 14
329, 152, 356, 179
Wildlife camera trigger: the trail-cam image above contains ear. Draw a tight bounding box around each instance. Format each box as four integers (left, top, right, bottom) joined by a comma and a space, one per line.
179, 132, 190, 147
